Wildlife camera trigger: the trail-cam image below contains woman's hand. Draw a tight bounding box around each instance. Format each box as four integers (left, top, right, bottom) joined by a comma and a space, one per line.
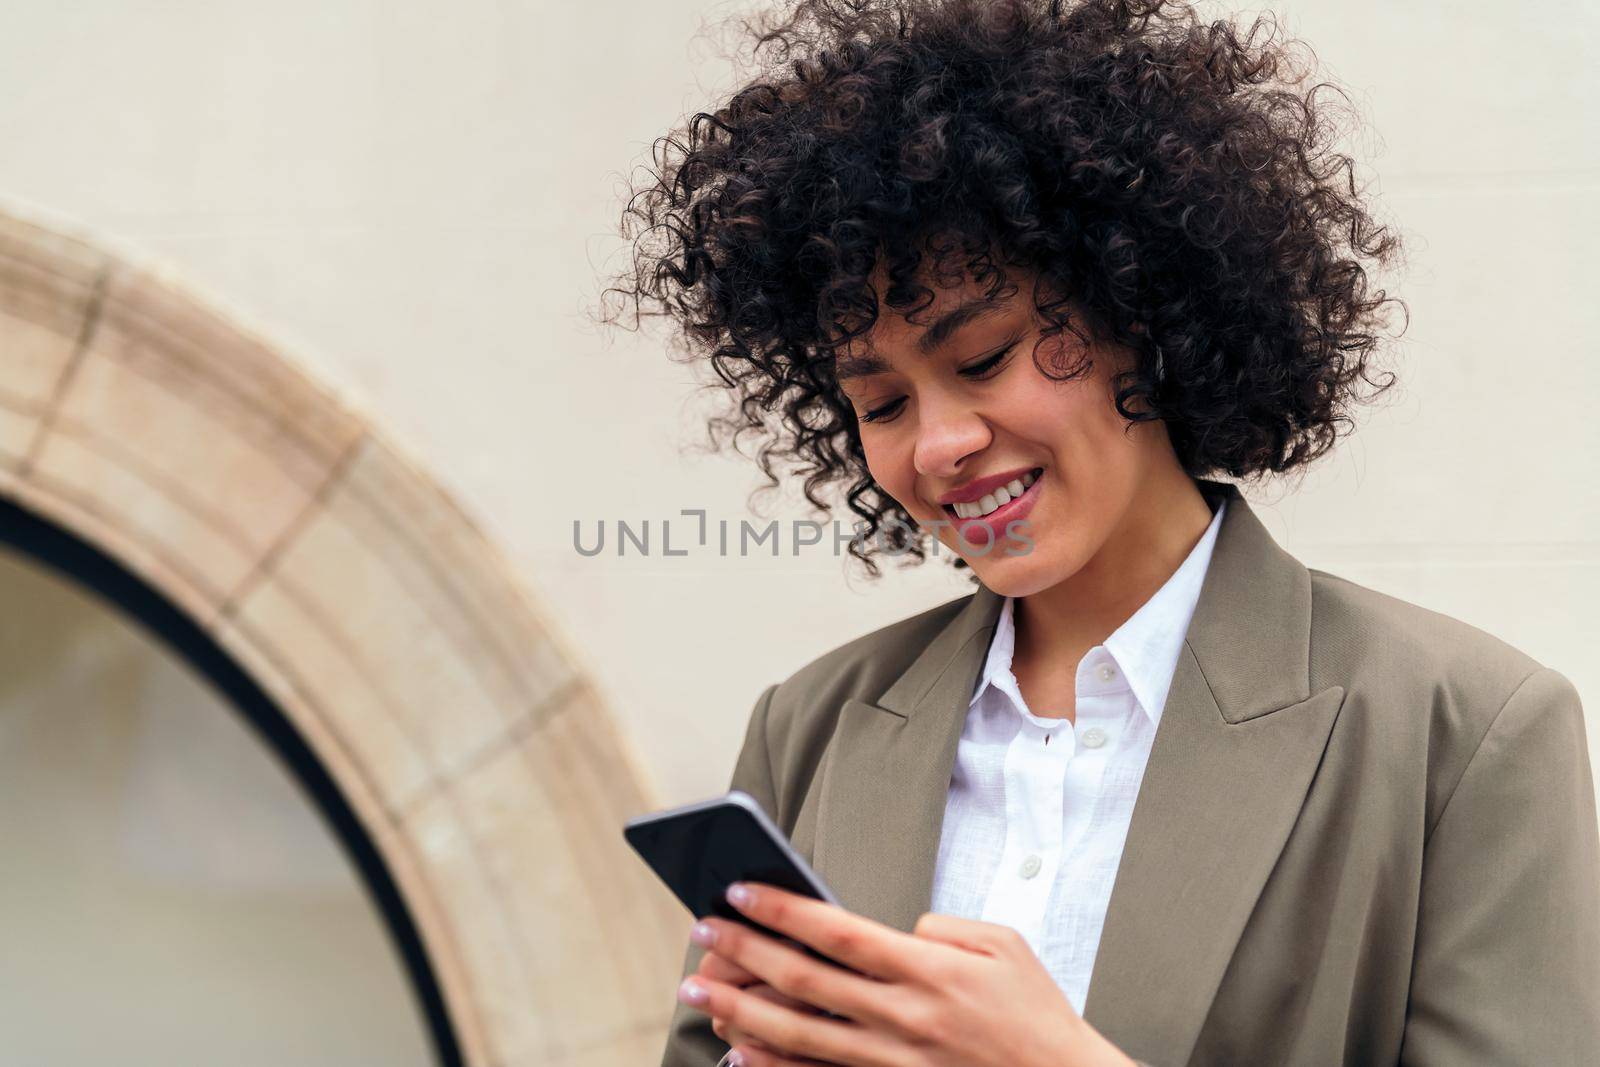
694, 937, 824, 1053
676, 882, 1139, 1067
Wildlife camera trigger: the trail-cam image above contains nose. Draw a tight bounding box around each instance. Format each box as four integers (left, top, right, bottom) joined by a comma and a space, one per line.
912, 392, 991, 480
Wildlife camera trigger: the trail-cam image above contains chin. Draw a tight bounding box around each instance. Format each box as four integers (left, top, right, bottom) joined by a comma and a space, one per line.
964, 551, 1059, 598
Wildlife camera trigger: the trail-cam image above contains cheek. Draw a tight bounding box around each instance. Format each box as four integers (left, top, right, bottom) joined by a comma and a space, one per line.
861, 436, 922, 508
997, 377, 1073, 445
1001, 359, 1115, 446
860, 440, 895, 489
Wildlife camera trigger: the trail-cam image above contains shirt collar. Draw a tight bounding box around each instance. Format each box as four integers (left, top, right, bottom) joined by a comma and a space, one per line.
970, 497, 1228, 728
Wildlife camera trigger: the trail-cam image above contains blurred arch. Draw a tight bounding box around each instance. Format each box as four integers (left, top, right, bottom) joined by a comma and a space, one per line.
0, 205, 681, 1066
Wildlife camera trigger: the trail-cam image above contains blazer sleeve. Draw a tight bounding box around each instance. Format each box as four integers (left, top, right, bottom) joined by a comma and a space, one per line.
1400, 667, 1600, 1066
658, 682, 782, 1067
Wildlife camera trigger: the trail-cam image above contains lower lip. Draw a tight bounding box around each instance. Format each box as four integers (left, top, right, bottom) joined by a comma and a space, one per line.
943, 470, 1043, 548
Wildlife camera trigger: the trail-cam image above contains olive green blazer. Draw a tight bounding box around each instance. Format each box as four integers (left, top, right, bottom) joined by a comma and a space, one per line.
660, 478, 1600, 1066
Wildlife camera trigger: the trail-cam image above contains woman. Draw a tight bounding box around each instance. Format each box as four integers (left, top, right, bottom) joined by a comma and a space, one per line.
602, 1, 1600, 1064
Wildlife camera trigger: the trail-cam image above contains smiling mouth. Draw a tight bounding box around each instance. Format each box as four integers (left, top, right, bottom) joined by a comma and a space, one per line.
942, 467, 1044, 521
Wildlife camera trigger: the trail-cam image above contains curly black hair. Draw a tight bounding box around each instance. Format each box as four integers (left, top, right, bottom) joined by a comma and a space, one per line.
599, 0, 1406, 578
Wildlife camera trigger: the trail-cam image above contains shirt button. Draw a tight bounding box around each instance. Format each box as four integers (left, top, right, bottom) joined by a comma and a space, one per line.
1080, 726, 1108, 749
1018, 854, 1042, 879
1097, 663, 1117, 682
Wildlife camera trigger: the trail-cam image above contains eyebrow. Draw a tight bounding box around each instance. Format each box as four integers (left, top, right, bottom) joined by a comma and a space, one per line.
832, 296, 1009, 383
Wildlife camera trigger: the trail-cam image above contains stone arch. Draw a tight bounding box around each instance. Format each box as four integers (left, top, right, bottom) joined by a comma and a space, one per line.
0, 206, 682, 1066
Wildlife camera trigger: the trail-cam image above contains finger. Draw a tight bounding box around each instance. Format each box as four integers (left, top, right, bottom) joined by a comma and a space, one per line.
682, 975, 901, 1066
699, 949, 762, 986
714, 1017, 777, 1054
691, 927, 934, 1049
717, 990, 816, 1059
724, 882, 955, 982
730, 1043, 839, 1066
725, 982, 831, 1057
700, 945, 833, 997
746, 981, 820, 1014
911, 911, 1026, 957
696, 917, 906, 1029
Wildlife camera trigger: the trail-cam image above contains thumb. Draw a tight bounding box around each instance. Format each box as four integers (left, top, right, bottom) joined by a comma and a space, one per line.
912, 911, 1022, 956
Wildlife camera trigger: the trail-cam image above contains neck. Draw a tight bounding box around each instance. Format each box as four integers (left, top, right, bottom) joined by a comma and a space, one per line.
1013, 471, 1215, 666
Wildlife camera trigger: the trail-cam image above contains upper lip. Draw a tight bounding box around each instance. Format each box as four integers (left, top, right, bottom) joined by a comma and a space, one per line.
936, 466, 1040, 506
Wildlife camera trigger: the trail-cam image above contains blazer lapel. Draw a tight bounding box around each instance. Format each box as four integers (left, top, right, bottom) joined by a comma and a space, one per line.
808, 479, 1345, 1067
809, 580, 1004, 934
1082, 482, 1345, 1066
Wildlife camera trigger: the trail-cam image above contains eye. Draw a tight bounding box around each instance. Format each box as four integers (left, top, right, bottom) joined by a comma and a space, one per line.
855, 343, 1017, 425
959, 342, 1017, 380
858, 397, 906, 424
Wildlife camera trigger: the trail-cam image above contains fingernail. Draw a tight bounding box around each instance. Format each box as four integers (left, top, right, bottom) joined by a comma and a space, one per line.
726, 1052, 746, 1067
690, 921, 718, 948
677, 977, 708, 1006
726, 883, 753, 909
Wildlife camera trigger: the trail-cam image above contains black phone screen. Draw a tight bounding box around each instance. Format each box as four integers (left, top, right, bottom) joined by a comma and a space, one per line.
623, 790, 852, 971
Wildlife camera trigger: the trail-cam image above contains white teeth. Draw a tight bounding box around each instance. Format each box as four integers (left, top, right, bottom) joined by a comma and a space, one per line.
950, 469, 1042, 519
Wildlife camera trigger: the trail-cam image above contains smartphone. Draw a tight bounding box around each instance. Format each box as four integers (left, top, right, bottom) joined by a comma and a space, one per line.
623, 789, 852, 971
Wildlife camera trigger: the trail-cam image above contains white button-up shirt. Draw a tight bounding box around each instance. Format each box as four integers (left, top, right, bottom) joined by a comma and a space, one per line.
928, 497, 1227, 1015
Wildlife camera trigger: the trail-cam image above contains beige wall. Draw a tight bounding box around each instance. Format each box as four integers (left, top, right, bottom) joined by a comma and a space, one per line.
0, 0, 1593, 816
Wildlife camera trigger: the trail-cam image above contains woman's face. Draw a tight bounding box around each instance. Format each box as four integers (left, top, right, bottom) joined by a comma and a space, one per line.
835, 264, 1196, 598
